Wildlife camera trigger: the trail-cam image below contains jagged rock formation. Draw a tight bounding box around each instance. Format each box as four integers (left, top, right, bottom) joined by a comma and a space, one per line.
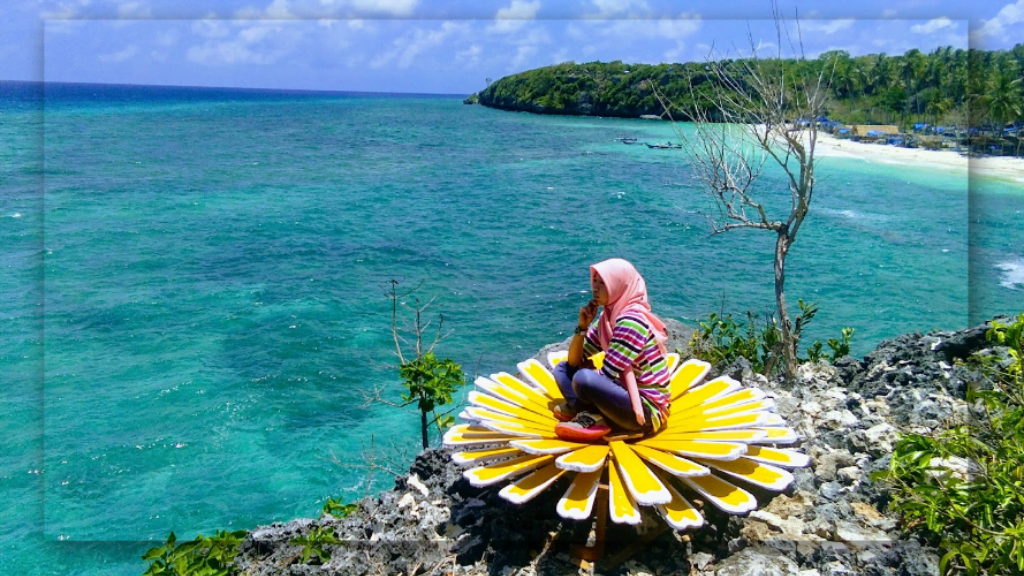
232, 318, 1011, 576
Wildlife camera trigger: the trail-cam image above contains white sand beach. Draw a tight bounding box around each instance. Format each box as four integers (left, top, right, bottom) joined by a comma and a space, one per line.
814, 131, 1024, 184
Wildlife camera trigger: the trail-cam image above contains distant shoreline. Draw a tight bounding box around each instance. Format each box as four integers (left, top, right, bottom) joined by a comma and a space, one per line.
814, 131, 1024, 185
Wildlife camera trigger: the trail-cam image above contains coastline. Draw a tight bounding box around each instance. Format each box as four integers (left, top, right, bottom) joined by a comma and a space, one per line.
813, 130, 1024, 185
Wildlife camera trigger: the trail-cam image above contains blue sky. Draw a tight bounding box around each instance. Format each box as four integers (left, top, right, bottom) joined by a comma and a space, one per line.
1, 0, 1022, 93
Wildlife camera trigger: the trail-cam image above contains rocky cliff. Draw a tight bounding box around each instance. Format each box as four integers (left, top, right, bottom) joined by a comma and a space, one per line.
231, 319, 1009, 576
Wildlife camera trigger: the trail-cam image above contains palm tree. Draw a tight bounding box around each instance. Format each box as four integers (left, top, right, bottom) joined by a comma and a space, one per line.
986, 71, 1023, 128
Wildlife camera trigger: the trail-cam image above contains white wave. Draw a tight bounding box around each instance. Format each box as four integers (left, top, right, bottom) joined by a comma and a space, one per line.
996, 258, 1024, 290
819, 207, 889, 223
10, 213, 21, 218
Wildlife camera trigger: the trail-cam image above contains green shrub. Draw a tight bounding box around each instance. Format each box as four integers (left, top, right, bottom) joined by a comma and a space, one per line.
142, 530, 247, 576
688, 309, 782, 374
289, 526, 340, 565
872, 314, 1024, 575
689, 300, 851, 374
320, 497, 357, 519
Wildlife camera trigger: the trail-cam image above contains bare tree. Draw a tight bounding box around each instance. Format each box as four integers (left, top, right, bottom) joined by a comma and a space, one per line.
361, 280, 465, 449
653, 12, 834, 380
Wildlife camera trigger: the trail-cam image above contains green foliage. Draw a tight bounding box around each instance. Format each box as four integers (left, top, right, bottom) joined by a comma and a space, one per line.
690, 301, 853, 372
320, 497, 357, 519
474, 44, 1024, 129
872, 313, 1024, 575
400, 352, 463, 415
142, 530, 247, 576
688, 310, 782, 375
400, 351, 465, 448
289, 526, 340, 565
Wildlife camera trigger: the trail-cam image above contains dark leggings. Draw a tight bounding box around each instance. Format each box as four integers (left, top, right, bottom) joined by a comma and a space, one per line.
553, 361, 651, 432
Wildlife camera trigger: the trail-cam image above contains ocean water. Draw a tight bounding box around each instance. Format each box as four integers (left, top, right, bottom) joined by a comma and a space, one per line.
1, 82, 1022, 574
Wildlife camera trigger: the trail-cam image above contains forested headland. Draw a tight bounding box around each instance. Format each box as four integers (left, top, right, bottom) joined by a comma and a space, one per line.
470, 45, 1024, 132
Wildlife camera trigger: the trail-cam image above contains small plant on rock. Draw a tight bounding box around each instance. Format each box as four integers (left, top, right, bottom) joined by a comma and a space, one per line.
320, 497, 357, 519
142, 530, 247, 576
289, 526, 340, 565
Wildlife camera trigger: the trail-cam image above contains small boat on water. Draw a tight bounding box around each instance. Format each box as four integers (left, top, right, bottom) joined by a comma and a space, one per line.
645, 141, 682, 149
615, 137, 638, 144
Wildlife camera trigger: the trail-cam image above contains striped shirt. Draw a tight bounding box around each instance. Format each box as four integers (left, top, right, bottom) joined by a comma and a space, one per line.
582, 308, 672, 430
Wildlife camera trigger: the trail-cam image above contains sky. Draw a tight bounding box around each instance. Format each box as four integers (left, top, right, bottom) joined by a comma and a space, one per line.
1, 0, 1022, 94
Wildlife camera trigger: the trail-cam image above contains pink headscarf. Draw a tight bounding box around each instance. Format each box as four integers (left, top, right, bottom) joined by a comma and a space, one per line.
590, 258, 668, 427
591, 258, 668, 355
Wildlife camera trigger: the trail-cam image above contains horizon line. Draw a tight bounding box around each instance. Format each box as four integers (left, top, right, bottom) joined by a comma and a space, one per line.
0, 79, 470, 98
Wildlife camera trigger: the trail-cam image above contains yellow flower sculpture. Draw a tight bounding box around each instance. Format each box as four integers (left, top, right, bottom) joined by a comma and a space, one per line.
442, 351, 808, 529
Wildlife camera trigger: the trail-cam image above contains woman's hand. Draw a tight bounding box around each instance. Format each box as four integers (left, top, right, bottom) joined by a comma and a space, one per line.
577, 299, 598, 331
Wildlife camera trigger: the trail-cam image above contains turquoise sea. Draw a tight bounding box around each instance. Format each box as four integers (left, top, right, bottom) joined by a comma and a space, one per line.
2, 82, 1022, 574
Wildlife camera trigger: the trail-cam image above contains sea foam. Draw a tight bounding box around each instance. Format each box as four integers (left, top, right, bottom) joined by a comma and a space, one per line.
996, 258, 1024, 290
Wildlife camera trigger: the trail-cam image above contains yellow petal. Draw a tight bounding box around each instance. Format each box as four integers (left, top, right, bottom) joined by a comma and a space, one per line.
546, 351, 569, 370
463, 454, 554, 487
663, 411, 769, 433
590, 351, 605, 370
741, 446, 810, 468
669, 359, 712, 400
499, 462, 567, 504
636, 439, 747, 461
556, 469, 602, 520
511, 438, 583, 455
652, 429, 768, 443
609, 441, 671, 505
656, 478, 705, 530
555, 444, 609, 473
695, 457, 794, 491
480, 420, 558, 439
629, 444, 710, 477
671, 377, 741, 412
452, 446, 522, 465
464, 406, 553, 432
665, 353, 680, 373
682, 474, 757, 514
467, 391, 557, 428
516, 358, 565, 401
751, 427, 800, 444
608, 458, 641, 524
491, 372, 560, 412
691, 388, 766, 415
474, 376, 558, 420
443, 424, 518, 446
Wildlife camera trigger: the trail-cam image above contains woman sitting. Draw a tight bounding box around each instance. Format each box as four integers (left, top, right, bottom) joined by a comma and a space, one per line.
553, 258, 672, 442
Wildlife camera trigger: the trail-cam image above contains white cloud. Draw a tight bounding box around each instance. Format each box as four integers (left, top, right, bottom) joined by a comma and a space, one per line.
972, 0, 1024, 43
41, 0, 90, 20
369, 21, 467, 70
99, 44, 137, 62
264, 0, 293, 18
910, 17, 955, 34
488, 0, 541, 34
187, 22, 300, 65
587, 0, 649, 17
882, 9, 898, 18
156, 29, 178, 47
654, 14, 701, 38
346, 0, 417, 17
510, 44, 538, 70
798, 19, 854, 35
456, 44, 482, 66
192, 18, 230, 38
117, 2, 152, 18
